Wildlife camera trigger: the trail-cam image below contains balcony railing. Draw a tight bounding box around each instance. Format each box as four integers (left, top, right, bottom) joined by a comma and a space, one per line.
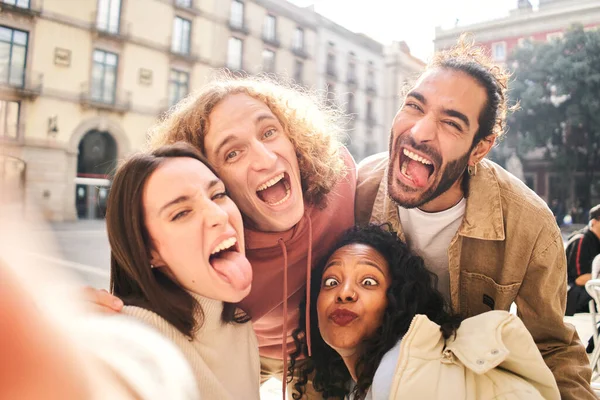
366, 83, 377, 95
326, 66, 337, 79
0, 71, 43, 98
229, 19, 249, 35
80, 83, 131, 113
0, 0, 41, 17
262, 34, 280, 48
291, 46, 309, 59
0, 123, 25, 141
91, 11, 131, 42
168, 36, 199, 63
173, 0, 201, 15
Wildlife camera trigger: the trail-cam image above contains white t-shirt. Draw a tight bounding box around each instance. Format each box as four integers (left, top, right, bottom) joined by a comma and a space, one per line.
398, 198, 466, 302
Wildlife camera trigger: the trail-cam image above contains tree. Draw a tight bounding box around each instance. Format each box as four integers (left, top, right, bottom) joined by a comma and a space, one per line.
509, 25, 600, 210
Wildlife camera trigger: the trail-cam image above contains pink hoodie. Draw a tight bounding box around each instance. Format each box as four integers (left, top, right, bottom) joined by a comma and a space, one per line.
239, 149, 356, 365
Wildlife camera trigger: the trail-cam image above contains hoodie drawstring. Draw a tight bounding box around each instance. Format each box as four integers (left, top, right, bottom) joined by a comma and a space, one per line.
278, 216, 313, 400
278, 238, 289, 400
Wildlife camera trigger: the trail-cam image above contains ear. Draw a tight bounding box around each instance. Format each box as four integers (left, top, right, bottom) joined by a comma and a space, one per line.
469, 135, 496, 166
149, 248, 165, 268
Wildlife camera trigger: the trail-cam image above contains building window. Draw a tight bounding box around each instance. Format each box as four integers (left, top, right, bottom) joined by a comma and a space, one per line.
293, 27, 304, 50
2, 0, 30, 8
326, 83, 336, 106
172, 17, 191, 55
263, 14, 276, 41
91, 49, 118, 104
347, 59, 356, 84
227, 37, 243, 70
230, 0, 244, 28
491, 41, 506, 61
0, 26, 28, 87
0, 100, 19, 139
347, 92, 355, 114
96, 0, 122, 34
175, 0, 191, 7
262, 49, 275, 73
294, 60, 303, 83
366, 99, 374, 123
366, 70, 375, 90
169, 69, 189, 106
327, 53, 336, 76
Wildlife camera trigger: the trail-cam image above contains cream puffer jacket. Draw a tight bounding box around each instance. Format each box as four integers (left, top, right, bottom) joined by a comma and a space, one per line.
387, 311, 560, 399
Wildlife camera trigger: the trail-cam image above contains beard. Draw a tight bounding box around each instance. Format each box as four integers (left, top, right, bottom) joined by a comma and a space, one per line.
387, 136, 470, 209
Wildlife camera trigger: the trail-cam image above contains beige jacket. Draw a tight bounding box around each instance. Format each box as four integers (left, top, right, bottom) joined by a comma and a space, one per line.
389, 311, 560, 400
356, 153, 594, 400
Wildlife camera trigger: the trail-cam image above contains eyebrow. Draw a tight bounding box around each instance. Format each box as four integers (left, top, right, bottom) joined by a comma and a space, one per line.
406, 91, 470, 130
158, 179, 222, 215
212, 113, 278, 157
323, 259, 387, 276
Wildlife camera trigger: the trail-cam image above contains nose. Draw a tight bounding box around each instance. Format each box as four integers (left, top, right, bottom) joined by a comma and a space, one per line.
203, 198, 229, 228
249, 141, 277, 171
336, 281, 357, 304
409, 114, 437, 144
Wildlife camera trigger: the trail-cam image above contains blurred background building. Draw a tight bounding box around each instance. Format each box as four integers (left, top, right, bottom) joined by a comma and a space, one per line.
434, 0, 600, 212
0, 0, 424, 221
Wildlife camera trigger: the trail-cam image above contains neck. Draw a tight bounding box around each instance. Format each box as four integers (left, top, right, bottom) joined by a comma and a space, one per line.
342, 354, 360, 382
418, 179, 464, 213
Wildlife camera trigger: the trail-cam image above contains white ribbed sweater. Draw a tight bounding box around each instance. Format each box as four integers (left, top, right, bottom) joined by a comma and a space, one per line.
122, 294, 260, 400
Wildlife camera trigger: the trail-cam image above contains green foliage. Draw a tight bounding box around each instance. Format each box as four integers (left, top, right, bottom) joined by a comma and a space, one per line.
509, 24, 600, 205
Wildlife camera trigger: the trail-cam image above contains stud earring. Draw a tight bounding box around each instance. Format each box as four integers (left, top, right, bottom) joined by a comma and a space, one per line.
150, 264, 156, 269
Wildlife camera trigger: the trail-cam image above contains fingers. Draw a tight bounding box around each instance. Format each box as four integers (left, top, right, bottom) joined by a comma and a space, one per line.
82, 286, 124, 313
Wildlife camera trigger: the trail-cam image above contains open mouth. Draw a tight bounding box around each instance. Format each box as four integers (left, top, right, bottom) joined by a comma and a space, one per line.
209, 236, 240, 263
399, 148, 435, 188
208, 236, 252, 291
256, 172, 291, 206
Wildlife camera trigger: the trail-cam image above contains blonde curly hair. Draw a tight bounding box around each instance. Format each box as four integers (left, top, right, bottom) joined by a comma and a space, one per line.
148, 74, 347, 207
427, 34, 515, 144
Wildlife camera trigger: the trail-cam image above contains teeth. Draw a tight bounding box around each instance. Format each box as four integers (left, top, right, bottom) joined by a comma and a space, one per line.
403, 148, 432, 165
401, 160, 409, 177
269, 187, 291, 206
211, 237, 237, 255
257, 173, 285, 192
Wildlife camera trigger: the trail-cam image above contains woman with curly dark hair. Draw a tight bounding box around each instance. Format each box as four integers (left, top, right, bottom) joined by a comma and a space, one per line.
289, 224, 560, 400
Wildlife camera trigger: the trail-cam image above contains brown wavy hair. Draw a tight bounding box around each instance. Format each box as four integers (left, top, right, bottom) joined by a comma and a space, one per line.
148, 74, 347, 207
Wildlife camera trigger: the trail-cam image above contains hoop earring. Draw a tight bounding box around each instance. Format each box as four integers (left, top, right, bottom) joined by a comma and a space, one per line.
467, 163, 478, 176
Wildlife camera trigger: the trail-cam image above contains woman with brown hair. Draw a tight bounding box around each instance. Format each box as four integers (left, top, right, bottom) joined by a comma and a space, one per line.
106, 142, 259, 399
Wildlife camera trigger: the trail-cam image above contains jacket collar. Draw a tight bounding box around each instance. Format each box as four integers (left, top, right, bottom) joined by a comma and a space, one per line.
372, 159, 505, 242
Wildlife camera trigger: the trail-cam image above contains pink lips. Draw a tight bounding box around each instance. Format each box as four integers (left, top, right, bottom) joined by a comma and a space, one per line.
329, 309, 358, 326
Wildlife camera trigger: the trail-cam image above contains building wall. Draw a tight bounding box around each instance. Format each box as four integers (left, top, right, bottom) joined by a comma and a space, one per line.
315, 18, 386, 161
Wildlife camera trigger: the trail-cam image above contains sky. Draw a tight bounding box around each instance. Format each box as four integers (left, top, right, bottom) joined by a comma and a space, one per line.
289, 0, 541, 62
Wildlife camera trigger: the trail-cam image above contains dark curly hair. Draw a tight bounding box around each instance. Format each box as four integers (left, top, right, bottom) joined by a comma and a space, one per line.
288, 224, 461, 399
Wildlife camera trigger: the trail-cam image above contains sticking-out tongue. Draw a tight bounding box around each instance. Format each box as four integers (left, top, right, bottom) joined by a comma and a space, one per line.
405, 159, 431, 188
210, 251, 253, 291
257, 180, 288, 204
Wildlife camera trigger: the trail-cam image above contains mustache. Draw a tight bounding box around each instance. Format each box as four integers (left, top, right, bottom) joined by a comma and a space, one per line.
393, 136, 442, 167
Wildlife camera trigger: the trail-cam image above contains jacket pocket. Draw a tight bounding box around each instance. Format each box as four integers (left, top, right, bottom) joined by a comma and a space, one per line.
460, 271, 521, 317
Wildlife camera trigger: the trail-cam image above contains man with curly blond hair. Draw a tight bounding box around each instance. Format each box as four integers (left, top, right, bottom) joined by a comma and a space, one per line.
95, 75, 355, 398
356, 38, 595, 399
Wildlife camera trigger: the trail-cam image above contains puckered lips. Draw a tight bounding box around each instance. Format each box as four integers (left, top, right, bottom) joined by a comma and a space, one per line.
255, 172, 292, 207
328, 308, 359, 327
398, 147, 436, 188
208, 233, 252, 291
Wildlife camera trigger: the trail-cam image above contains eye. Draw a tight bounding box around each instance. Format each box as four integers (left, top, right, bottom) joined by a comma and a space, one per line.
444, 120, 462, 131
263, 128, 276, 139
323, 277, 339, 288
404, 102, 423, 112
362, 277, 378, 287
211, 191, 228, 201
171, 210, 190, 221
225, 150, 239, 161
